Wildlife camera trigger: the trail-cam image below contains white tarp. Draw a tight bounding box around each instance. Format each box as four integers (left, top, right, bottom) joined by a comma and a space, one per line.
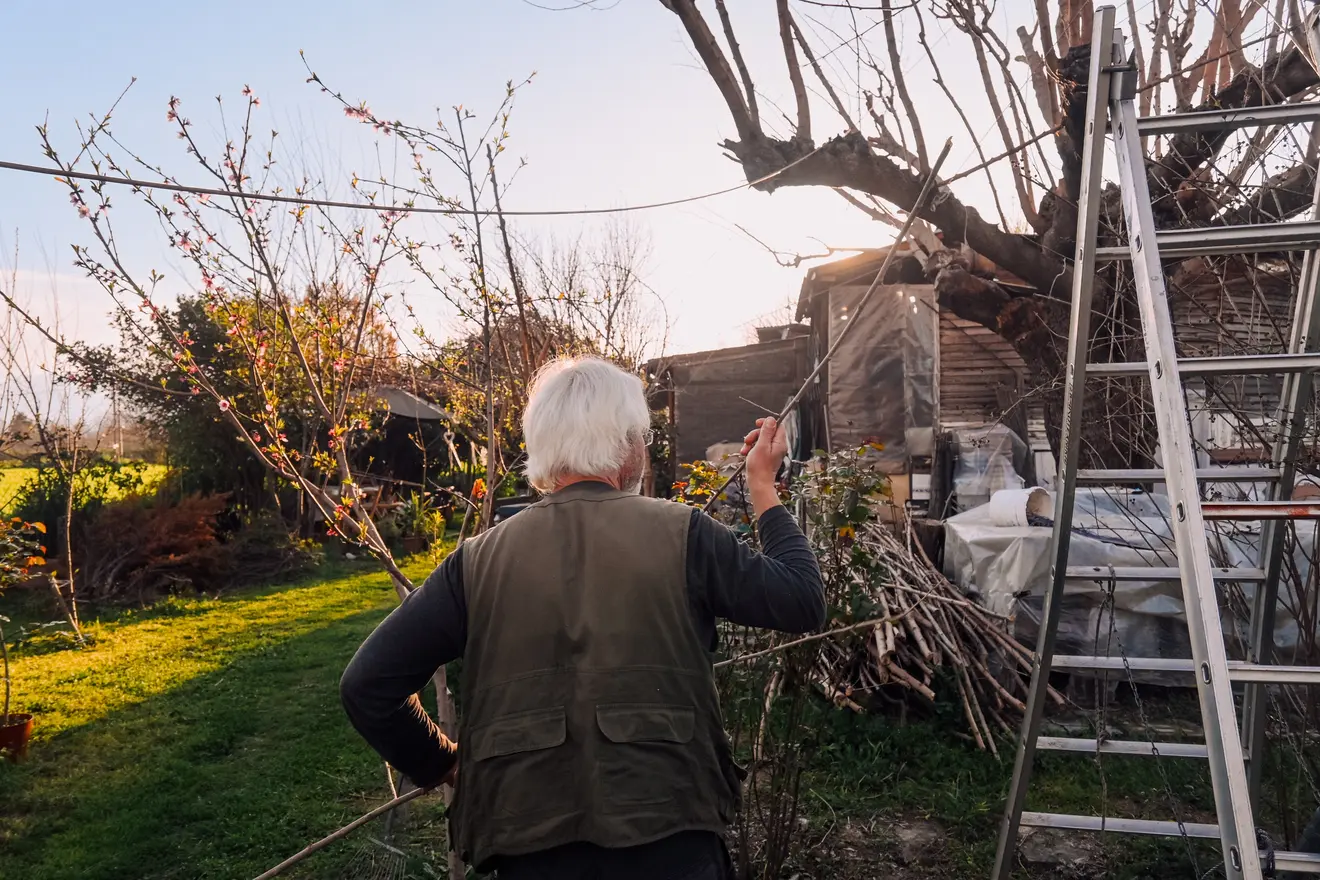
944, 484, 1311, 680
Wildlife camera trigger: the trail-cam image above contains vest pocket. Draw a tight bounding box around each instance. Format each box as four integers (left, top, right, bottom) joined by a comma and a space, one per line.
467, 706, 572, 820
595, 704, 698, 808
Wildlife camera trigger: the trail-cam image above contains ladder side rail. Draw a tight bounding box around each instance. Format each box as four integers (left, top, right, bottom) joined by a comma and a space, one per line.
1110, 42, 1263, 880
991, 9, 1117, 878
1242, 3, 1320, 808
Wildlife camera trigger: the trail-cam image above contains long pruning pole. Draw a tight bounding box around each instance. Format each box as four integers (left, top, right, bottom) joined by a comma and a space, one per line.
251, 788, 427, 880
702, 138, 954, 513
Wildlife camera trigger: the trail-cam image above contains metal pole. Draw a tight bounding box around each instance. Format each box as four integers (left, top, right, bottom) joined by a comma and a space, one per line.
990, 9, 1116, 878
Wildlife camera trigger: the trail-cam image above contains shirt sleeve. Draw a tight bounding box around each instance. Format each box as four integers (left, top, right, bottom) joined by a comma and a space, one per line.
687, 505, 826, 634
339, 548, 468, 789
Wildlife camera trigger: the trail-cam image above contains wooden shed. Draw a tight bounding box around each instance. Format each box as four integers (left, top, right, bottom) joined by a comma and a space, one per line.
794, 248, 1048, 456
646, 333, 811, 478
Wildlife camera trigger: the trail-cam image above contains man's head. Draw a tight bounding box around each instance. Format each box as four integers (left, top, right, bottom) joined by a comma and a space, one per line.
523, 357, 650, 494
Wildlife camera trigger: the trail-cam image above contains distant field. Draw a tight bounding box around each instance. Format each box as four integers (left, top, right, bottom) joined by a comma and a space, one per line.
0, 468, 33, 514
0, 463, 169, 516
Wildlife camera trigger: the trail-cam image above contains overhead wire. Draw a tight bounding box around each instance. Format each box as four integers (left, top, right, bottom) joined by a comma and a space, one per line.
0, 142, 830, 219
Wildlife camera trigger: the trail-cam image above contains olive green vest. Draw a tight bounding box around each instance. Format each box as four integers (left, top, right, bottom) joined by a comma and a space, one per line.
450, 482, 742, 869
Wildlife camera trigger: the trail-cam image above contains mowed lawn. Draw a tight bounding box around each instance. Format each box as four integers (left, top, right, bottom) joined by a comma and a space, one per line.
0, 559, 451, 880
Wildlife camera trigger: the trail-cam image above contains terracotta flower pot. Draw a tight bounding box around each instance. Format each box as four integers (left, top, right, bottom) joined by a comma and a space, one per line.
0, 713, 34, 762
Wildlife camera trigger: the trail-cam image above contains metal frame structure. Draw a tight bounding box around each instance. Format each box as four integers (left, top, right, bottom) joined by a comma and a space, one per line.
993, 7, 1320, 879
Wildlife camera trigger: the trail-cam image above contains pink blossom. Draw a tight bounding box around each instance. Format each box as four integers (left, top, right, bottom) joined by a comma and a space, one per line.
265, 403, 274, 413
198, 193, 211, 205
167, 110, 177, 122
252, 98, 261, 107
252, 433, 261, 443
77, 205, 90, 218
242, 85, 253, 97
218, 399, 230, 412
190, 387, 200, 396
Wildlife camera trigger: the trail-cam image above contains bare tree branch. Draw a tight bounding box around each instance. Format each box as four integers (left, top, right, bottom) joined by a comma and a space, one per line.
714, 0, 760, 131
777, 0, 813, 142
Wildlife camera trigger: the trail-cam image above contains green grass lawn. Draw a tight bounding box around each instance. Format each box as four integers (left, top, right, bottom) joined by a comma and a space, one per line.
0, 550, 1303, 880
0, 557, 449, 880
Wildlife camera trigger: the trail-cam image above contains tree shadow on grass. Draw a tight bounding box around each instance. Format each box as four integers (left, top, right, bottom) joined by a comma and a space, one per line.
0, 606, 450, 880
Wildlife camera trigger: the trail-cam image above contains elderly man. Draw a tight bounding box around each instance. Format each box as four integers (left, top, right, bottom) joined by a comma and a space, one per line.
341, 356, 825, 879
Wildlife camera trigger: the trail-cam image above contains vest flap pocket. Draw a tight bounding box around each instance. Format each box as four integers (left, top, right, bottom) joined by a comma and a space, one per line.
470, 707, 566, 762
596, 703, 695, 744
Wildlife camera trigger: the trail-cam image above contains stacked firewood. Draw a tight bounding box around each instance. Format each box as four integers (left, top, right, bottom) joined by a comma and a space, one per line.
816, 522, 1065, 754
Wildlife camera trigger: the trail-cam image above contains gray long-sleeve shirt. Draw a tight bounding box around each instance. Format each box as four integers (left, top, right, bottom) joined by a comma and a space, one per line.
340, 490, 825, 793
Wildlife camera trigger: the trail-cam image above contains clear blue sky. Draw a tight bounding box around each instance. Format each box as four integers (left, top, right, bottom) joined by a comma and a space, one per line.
0, 0, 1025, 356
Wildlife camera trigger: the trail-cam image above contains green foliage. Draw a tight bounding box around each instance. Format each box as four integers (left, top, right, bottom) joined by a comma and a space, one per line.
789, 446, 892, 622
671, 459, 726, 505
10, 459, 152, 529
0, 518, 46, 590
76, 293, 392, 514
397, 492, 447, 542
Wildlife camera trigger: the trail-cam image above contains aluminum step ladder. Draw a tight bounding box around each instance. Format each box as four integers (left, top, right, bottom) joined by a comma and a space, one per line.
993, 7, 1320, 879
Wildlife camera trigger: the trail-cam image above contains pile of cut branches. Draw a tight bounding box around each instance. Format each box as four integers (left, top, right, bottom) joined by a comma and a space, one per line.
817, 518, 1063, 755
714, 447, 1061, 754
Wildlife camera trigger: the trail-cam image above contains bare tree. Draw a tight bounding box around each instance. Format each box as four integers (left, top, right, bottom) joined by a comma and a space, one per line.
658, 0, 1320, 465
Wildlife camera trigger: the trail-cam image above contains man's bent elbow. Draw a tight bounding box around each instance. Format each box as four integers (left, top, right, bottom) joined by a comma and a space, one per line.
339, 660, 368, 729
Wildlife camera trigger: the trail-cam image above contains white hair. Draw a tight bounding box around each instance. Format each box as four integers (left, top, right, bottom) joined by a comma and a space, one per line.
523, 357, 650, 493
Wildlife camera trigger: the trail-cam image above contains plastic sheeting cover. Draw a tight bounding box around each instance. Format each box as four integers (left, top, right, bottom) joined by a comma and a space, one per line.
826, 284, 937, 471
943, 486, 1309, 680
952, 424, 1029, 511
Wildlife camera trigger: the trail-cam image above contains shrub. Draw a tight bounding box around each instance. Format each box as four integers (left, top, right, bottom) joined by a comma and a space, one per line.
77, 492, 230, 604
10, 459, 150, 529
74, 493, 321, 605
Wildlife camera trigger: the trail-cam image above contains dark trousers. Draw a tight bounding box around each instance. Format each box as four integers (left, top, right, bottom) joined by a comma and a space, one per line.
493, 831, 730, 880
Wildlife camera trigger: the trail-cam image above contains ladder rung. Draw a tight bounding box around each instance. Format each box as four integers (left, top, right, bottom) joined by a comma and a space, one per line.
1049, 656, 1320, 685
1202, 501, 1320, 520
1037, 736, 1208, 758
1087, 353, 1320, 376
1065, 566, 1265, 581
1076, 466, 1281, 483
1096, 220, 1320, 260
1052, 656, 1194, 673
1136, 103, 1320, 135
1228, 664, 1320, 685
1275, 851, 1320, 873
1020, 812, 1219, 838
